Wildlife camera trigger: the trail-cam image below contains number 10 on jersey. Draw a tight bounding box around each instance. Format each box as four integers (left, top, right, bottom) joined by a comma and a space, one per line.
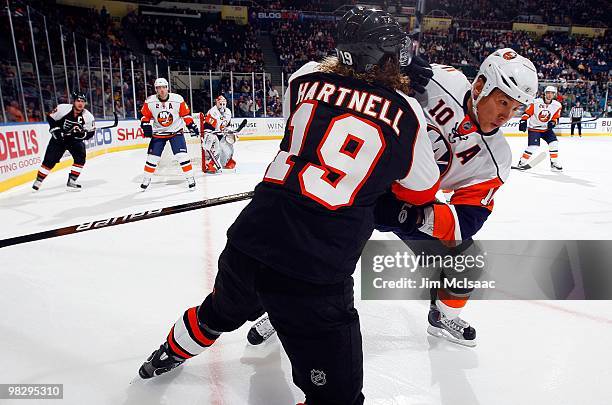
264, 101, 385, 210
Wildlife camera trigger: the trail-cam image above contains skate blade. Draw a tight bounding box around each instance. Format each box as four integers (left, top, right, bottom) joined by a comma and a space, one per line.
66, 187, 82, 192
427, 325, 477, 347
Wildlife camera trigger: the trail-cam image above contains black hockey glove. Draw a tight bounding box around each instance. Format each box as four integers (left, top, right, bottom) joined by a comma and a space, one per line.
401, 54, 433, 94
519, 120, 528, 132
70, 125, 87, 140
547, 120, 556, 130
373, 191, 425, 235
49, 126, 63, 140
141, 122, 153, 138
187, 122, 199, 137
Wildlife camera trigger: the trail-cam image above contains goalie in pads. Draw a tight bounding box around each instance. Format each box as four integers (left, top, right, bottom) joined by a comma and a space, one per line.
202, 95, 236, 173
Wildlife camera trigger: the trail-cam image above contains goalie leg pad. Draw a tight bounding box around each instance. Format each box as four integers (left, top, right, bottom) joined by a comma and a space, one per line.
218, 136, 235, 168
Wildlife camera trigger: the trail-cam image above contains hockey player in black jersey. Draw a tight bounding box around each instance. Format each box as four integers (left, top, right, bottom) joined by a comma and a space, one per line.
32, 91, 95, 191
138, 7, 440, 404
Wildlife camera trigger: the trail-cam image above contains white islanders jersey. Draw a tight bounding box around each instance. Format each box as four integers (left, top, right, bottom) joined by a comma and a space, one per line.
141, 93, 194, 138
203, 105, 232, 132
416, 64, 512, 211
522, 98, 562, 132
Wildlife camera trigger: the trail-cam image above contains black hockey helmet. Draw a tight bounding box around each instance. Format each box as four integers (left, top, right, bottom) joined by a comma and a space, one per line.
71, 91, 87, 102
336, 6, 412, 73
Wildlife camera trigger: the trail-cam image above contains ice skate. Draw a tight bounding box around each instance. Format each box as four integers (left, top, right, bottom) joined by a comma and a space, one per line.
247, 315, 276, 345
187, 176, 196, 190
140, 177, 151, 191
32, 180, 42, 191
427, 304, 476, 347
66, 178, 82, 191
139, 342, 186, 379
550, 161, 563, 172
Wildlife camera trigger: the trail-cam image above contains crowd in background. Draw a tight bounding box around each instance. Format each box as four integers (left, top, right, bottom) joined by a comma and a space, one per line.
1, 0, 609, 122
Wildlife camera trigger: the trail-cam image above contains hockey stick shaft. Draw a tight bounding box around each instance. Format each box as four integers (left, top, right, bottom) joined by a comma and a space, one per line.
96, 112, 119, 130
0, 191, 254, 249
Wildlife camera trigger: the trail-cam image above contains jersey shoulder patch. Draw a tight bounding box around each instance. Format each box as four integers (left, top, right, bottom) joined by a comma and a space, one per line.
49, 104, 73, 120
289, 61, 321, 83
168, 93, 185, 103
420, 65, 471, 109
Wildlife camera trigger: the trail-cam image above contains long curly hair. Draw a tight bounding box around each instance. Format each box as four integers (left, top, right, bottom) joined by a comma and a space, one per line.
319, 56, 411, 94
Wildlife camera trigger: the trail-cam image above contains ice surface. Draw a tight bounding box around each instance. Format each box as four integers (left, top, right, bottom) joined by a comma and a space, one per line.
1, 137, 611, 405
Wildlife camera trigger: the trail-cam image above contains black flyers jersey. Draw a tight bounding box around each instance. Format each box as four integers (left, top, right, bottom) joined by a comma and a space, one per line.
48, 104, 95, 135
227, 62, 439, 284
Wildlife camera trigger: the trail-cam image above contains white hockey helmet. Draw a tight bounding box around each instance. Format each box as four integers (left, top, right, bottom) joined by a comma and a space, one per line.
544, 85, 557, 94
472, 48, 538, 120
154, 78, 169, 88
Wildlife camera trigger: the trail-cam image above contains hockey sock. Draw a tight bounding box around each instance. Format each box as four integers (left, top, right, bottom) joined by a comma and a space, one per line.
143, 154, 161, 177
175, 152, 193, 177
36, 165, 52, 182
549, 141, 559, 163
68, 164, 84, 182
520, 150, 532, 164
166, 306, 221, 360
436, 288, 470, 320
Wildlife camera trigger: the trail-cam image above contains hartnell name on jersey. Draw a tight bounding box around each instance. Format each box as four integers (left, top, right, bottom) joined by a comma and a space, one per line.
296, 81, 404, 135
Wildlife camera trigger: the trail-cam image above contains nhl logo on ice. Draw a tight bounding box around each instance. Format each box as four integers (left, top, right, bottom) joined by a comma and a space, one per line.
157, 111, 174, 127
310, 369, 326, 386
502, 50, 517, 60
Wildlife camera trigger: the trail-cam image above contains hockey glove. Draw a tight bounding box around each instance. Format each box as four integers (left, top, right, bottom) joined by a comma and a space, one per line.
547, 120, 556, 130
141, 122, 153, 138
373, 191, 424, 235
49, 126, 63, 140
519, 120, 528, 132
70, 126, 86, 140
401, 54, 433, 94
187, 122, 199, 137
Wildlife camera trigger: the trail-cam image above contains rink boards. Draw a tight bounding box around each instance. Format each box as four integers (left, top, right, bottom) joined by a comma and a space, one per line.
1, 116, 610, 192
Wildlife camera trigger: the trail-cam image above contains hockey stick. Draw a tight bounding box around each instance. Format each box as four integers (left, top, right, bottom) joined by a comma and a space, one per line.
0, 191, 254, 248
511, 152, 547, 170
96, 111, 119, 130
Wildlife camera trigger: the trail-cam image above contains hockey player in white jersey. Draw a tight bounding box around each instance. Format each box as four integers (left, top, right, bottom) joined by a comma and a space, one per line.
139, 78, 199, 190
247, 48, 539, 348
516, 85, 563, 171
202, 95, 236, 173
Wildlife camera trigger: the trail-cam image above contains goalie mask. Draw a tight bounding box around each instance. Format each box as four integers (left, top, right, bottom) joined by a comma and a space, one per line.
216, 96, 227, 113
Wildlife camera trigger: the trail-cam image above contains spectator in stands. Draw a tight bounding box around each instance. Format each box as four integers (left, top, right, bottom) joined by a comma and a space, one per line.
6, 101, 25, 122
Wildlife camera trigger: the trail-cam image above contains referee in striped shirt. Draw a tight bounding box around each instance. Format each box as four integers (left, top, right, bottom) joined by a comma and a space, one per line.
570, 102, 584, 137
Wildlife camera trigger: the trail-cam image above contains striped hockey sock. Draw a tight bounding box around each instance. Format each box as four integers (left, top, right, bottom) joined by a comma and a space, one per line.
166, 306, 221, 360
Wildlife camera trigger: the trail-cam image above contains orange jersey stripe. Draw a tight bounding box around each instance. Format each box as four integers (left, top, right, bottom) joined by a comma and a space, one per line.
450, 177, 503, 211
140, 103, 153, 122
392, 178, 440, 207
